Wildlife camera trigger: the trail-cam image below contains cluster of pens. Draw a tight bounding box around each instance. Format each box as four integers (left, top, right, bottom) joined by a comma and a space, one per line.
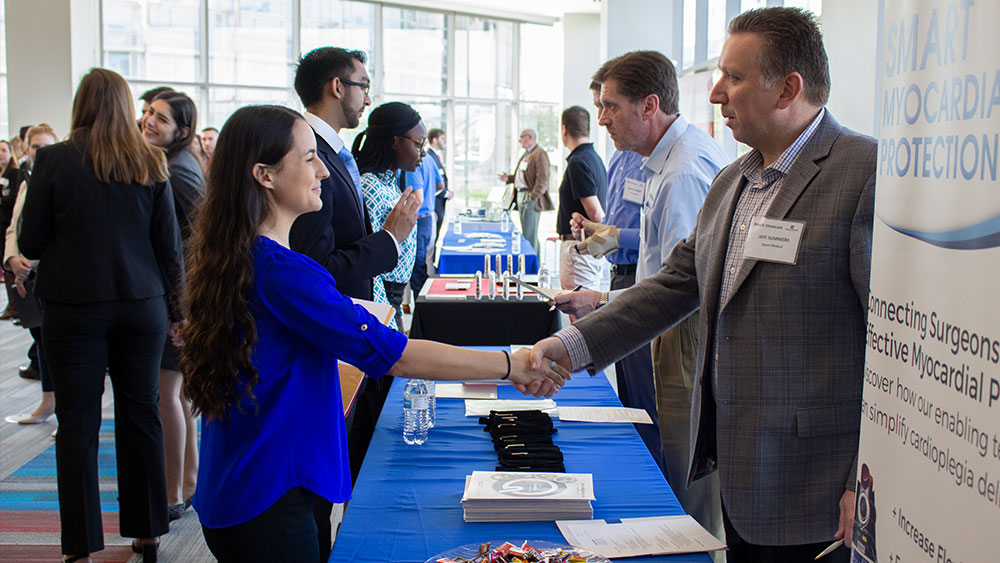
474, 254, 527, 300
479, 410, 565, 473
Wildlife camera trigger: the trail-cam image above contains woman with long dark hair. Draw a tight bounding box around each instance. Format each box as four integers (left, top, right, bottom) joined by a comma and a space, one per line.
352, 102, 423, 329
181, 105, 567, 562
19, 68, 181, 562
142, 89, 203, 522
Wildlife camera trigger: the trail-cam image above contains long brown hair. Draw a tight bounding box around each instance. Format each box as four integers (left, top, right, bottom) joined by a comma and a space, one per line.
71, 68, 167, 185
180, 105, 302, 421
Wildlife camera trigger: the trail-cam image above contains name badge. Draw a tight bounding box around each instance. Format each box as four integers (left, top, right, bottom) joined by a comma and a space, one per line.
743, 218, 805, 264
623, 178, 645, 205
519, 160, 529, 171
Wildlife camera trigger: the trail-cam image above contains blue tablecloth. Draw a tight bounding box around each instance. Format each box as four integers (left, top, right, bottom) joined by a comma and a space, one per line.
330, 353, 712, 563
438, 222, 539, 275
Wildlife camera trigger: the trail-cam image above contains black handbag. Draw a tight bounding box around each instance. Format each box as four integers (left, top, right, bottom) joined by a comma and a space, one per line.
9, 273, 42, 329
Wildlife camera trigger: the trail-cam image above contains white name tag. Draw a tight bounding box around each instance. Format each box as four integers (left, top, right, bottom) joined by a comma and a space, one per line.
743, 218, 805, 264
623, 178, 645, 205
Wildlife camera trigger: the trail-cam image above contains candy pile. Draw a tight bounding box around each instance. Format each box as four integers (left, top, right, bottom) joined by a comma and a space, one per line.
435, 541, 588, 563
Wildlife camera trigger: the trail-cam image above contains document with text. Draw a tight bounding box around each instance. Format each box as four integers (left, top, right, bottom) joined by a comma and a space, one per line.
556, 406, 653, 424
556, 515, 726, 558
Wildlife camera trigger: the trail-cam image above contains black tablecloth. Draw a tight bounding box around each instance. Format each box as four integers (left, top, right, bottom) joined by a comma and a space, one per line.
409, 296, 560, 345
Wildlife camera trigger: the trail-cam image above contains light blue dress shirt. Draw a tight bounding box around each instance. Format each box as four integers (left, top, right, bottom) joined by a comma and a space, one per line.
602, 150, 646, 266
404, 154, 444, 217
636, 114, 728, 281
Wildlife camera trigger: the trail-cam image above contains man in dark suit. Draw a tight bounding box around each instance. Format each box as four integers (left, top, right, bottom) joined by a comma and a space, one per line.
534, 8, 872, 562
426, 128, 452, 245
290, 47, 420, 560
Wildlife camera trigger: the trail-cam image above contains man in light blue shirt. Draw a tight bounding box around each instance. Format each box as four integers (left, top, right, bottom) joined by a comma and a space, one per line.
406, 151, 444, 294
565, 50, 727, 544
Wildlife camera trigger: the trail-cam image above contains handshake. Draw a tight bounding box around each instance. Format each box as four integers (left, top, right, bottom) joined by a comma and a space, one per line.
506, 341, 576, 398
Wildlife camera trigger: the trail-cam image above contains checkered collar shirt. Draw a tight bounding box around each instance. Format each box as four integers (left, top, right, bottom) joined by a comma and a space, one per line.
717, 108, 825, 307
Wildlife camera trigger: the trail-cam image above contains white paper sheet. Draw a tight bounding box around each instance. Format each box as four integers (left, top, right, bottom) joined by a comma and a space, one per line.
556, 515, 727, 558
505, 275, 564, 301
436, 383, 497, 399
464, 399, 557, 417
556, 406, 654, 424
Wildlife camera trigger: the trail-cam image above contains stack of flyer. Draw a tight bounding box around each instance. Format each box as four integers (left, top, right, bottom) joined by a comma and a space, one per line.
461, 471, 594, 522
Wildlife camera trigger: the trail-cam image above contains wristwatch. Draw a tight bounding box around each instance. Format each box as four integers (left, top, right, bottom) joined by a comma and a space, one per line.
597, 292, 609, 308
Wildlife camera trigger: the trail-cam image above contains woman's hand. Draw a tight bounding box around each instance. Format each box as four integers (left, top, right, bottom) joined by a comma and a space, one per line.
168, 321, 185, 347
507, 348, 572, 398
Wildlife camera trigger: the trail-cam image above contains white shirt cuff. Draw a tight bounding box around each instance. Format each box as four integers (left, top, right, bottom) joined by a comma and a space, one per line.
383, 229, 401, 256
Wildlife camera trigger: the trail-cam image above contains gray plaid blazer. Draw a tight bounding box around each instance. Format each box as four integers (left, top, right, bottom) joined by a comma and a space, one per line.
573, 112, 876, 546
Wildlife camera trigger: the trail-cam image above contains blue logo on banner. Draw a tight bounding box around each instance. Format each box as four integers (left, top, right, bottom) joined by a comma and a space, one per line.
881, 213, 1000, 250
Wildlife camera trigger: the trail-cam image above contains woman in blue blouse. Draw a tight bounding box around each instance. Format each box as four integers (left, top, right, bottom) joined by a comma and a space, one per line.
352, 102, 423, 330
179, 105, 568, 563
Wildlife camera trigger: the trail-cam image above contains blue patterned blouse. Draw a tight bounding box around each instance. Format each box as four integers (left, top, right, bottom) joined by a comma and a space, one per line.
361, 170, 417, 285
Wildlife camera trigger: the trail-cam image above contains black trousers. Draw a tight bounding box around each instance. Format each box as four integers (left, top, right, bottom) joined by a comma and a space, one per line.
722, 502, 850, 563
205, 487, 320, 563
43, 298, 169, 555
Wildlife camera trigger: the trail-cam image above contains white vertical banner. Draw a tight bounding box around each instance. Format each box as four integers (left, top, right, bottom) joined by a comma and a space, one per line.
857, 1, 1000, 562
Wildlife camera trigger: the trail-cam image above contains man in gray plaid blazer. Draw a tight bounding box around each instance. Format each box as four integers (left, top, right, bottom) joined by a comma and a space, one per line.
534, 8, 873, 562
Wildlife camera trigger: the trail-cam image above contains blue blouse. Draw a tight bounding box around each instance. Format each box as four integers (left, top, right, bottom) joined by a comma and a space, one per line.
193, 236, 408, 529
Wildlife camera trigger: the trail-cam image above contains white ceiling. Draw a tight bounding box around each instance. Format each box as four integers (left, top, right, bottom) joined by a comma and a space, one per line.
403, 0, 602, 20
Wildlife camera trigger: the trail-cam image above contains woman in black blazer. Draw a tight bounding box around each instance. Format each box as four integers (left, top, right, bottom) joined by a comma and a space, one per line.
142, 89, 204, 522
19, 68, 182, 563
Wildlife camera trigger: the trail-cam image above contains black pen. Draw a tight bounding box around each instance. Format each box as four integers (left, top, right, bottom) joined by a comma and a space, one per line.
549, 285, 584, 311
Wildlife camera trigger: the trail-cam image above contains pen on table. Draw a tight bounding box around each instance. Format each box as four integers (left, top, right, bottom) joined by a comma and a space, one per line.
549, 285, 583, 312
814, 539, 843, 560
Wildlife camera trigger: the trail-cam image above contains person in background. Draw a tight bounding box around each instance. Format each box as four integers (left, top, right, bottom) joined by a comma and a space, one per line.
19, 67, 181, 563
3, 123, 59, 425
201, 126, 218, 169
556, 106, 606, 292
566, 49, 729, 544
426, 128, 452, 244
404, 142, 444, 296
181, 104, 567, 563
0, 138, 22, 321
142, 89, 204, 523
138, 86, 175, 130
499, 129, 551, 256
352, 102, 425, 331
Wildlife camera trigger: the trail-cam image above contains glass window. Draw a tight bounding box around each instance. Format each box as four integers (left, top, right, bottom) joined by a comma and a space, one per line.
0, 0, 7, 140
209, 0, 293, 88
783, 0, 822, 16
740, 0, 766, 11
682, 0, 697, 69
453, 102, 514, 206
519, 23, 562, 102
382, 8, 447, 96
455, 16, 514, 100
707, 0, 727, 59
102, 0, 201, 83
207, 87, 295, 131
300, 0, 375, 60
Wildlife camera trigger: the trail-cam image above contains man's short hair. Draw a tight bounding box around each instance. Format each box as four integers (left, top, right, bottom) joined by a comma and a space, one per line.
729, 7, 830, 106
139, 86, 174, 104
202, 126, 218, 134
294, 47, 368, 108
561, 106, 590, 139
427, 128, 445, 142
589, 58, 617, 92
601, 50, 678, 115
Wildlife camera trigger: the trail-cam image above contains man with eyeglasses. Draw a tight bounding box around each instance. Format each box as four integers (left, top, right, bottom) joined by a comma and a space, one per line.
404, 134, 445, 296
290, 46, 420, 562
500, 129, 552, 256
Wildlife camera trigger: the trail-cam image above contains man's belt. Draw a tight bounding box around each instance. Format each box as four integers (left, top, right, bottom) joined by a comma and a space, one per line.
610, 263, 637, 276
559, 234, 577, 241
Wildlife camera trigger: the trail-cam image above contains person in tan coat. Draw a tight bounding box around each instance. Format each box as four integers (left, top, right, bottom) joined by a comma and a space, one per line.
500, 129, 551, 255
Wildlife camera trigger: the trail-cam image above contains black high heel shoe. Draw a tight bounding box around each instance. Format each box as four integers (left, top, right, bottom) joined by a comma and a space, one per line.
62, 555, 89, 562
132, 538, 159, 562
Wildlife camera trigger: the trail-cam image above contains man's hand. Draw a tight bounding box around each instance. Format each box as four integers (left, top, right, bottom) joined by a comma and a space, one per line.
444, 189, 454, 200
569, 212, 600, 239
7, 256, 31, 278
834, 489, 856, 548
527, 337, 574, 377
383, 187, 422, 242
508, 348, 571, 398
498, 172, 511, 183
550, 290, 601, 318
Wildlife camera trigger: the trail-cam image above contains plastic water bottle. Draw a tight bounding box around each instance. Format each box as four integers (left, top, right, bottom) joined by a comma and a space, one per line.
453, 219, 462, 234
538, 265, 551, 289
427, 380, 436, 428
512, 228, 522, 255
500, 210, 510, 232
403, 379, 430, 445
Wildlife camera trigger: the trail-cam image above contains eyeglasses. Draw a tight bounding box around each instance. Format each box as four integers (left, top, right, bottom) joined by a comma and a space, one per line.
399, 136, 427, 152
339, 78, 371, 96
